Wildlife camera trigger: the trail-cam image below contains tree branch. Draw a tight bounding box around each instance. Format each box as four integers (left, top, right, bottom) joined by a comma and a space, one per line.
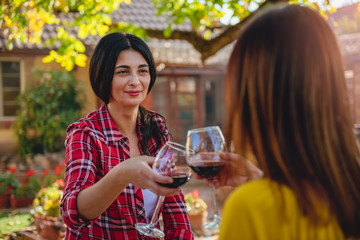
146, 0, 289, 62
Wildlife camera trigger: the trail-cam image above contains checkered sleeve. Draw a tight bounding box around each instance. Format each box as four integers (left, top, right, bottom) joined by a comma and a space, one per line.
60, 124, 99, 230
162, 191, 194, 240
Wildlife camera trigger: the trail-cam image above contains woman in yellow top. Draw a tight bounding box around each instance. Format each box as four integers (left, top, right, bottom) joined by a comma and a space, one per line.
214, 4, 360, 240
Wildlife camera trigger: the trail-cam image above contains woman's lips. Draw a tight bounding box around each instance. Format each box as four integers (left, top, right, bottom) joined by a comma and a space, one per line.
125, 91, 142, 96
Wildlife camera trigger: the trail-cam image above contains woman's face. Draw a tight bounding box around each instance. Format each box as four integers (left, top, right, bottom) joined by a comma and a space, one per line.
109, 49, 151, 108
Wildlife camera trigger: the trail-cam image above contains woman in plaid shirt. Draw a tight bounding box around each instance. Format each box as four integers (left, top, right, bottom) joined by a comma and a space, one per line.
60, 32, 194, 240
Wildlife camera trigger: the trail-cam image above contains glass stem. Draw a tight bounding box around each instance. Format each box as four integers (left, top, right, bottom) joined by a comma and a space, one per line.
211, 181, 219, 218
149, 196, 165, 227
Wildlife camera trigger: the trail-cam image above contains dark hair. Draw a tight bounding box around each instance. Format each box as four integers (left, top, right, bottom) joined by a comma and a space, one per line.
225, 4, 360, 237
89, 32, 156, 104
90, 32, 163, 153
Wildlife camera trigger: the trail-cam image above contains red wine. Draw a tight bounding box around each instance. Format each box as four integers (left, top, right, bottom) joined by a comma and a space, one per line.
189, 161, 225, 179
157, 173, 191, 188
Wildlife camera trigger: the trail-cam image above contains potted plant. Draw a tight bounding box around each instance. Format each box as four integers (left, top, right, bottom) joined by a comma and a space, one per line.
0, 167, 19, 208
185, 189, 208, 235
31, 181, 65, 240
10, 169, 41, 208
43, 163, 65, 188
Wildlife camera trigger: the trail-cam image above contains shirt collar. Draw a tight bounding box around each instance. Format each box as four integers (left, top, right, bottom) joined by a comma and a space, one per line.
98, 104, 143, 143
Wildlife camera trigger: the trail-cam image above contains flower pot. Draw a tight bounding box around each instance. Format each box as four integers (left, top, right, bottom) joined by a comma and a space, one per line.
0, 191, 10, 208
39, 224, 61, 240
34, 215, 64, 240
188, 210, 208, 235
10, 195, 34, 208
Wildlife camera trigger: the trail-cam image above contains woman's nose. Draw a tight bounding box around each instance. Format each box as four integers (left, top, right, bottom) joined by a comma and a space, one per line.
128, 73, 140, 86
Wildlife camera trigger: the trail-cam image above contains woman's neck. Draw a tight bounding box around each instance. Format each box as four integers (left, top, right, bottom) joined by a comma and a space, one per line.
107, 103, 139, 137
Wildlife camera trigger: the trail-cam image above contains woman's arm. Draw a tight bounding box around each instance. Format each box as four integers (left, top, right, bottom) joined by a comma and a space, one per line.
77, 156, 179, 220
61, 127, 178, 228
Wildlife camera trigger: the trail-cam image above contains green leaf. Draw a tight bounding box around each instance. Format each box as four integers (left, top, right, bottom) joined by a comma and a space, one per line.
42, 55, 54, 63
163, 25, 173, 38
74, 40, 85, 52
204, 29, 212, 40
1, 0, 332, 71
103, 14, 112, 25
75, 54, 87, 67
78, 25, 89, 39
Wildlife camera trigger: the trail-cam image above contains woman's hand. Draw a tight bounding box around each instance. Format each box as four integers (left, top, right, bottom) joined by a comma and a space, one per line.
115, 156, 180, 197
217, 152, 263, 187
76, 155, 178, 220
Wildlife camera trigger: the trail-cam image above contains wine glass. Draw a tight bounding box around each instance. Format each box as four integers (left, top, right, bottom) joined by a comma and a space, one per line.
135, 141, 192, 238
186, 126, 226, 232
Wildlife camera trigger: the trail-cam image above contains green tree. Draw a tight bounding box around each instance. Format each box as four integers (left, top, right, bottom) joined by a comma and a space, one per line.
0, 0, 335, 70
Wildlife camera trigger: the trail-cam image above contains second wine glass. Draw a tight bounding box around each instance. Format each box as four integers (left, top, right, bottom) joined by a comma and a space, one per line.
135, 141, 191, 238
186, 126, 226, 232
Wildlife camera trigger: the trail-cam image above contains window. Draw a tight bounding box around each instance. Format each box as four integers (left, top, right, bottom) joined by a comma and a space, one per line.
0, 61, 21, 118
205, 80, 216, 126
153, 76, 198, 144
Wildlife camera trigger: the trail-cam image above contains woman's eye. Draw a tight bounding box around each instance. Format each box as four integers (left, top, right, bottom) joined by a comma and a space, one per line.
117, 70, 128, 75
139, 69, 149, 74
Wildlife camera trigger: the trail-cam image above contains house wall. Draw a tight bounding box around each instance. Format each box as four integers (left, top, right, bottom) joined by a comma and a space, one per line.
344, 55, 360, 124
0, 52, 37, 154
0, 52, 98, 155
0, 51, 163, 156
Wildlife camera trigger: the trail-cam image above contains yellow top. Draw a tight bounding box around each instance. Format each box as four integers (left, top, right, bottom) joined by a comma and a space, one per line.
219, 179, 345, 240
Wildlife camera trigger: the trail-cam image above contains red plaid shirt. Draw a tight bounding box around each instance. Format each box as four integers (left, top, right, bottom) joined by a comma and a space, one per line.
61, 104, 194, 240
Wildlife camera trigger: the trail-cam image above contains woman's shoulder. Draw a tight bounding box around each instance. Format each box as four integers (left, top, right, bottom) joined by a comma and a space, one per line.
227, 179, 273, 200
232, 177, 274, 191
68, 111, 96, 127
66, 107, 104, 134
225, 178, 295, 210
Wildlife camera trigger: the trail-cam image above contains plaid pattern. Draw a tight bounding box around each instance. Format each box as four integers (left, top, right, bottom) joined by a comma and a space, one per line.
61, 104, 193, 240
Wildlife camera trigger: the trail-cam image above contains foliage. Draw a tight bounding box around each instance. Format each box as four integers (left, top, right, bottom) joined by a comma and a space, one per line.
43, 174, 58, 188
0, 0, 334, 70
13, 169, 42, 198
185, 189, 207, 215
31, 164, 65, 217
32, 182, 64, 218
43, 164, 65, 188
0, 167, 65, 238
13, 69, 84, 156
0, 212, 32, 238
0, 0, 147, 71
334, 8, 360, 34
0, 168, 19, 195
13, 177, 42, 198
153, 0, 334, 38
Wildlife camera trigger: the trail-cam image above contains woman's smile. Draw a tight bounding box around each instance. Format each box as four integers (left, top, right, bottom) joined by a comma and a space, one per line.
125, 90, 142, 96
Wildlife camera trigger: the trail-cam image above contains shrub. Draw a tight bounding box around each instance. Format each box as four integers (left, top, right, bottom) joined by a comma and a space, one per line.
13, 169, 41, 198
14, 69, 85, 156
0, 168, 19, 195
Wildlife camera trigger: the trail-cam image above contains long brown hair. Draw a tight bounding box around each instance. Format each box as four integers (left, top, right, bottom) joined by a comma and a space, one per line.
225, 4, 360, 237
